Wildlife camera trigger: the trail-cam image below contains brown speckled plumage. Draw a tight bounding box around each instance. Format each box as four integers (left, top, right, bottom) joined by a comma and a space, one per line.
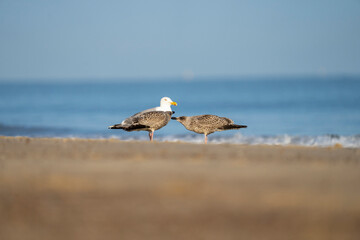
172, 114, 247, 143
109, 111, 173, 141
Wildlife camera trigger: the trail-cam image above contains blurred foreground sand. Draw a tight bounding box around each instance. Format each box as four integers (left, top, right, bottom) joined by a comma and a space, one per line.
1, 136, 360, 240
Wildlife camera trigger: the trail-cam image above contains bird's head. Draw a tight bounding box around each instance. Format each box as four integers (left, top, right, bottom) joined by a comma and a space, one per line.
171, 116, 187, 123
160, 97, 177, 109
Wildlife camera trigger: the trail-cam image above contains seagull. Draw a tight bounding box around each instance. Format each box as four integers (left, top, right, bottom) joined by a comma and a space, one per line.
108, 97, 177, 141
172, 114, 247, 144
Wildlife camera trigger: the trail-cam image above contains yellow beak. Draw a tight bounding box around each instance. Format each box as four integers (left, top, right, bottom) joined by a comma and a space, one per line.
171, 101, 178, 106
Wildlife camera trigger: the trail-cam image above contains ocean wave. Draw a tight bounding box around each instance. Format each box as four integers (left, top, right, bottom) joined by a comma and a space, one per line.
107, 133, 360, 148
212, 133, 360, 148
159, 133, 360, 148
1, 123, 359, 148
0, 123, 73, 137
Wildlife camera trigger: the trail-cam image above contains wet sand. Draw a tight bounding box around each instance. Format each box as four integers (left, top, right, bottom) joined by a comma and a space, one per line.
1, 136, 360, 240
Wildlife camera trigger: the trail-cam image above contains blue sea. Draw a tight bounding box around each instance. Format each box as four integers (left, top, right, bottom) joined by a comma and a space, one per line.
1, 77, 360, 147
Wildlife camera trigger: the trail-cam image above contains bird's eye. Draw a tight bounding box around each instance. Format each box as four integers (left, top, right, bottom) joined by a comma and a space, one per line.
164, 99, 168, 101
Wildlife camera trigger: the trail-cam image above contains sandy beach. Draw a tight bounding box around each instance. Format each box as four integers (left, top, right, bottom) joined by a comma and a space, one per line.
1, 136, 360, 240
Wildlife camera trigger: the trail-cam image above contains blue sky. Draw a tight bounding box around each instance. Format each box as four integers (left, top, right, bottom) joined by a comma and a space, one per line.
0, 0, 359, 81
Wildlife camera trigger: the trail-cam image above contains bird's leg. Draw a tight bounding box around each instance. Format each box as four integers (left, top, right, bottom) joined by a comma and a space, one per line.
204, 134, 207, 144
149, 131, 154, 141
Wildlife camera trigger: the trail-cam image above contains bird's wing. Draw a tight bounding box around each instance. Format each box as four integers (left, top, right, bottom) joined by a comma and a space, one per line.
136, 111, 172, 127
194, 115, 231, 127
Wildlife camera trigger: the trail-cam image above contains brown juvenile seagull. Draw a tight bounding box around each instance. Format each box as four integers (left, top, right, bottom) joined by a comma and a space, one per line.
108, 97, 177, 141
109, 111, 174, 141
172, 115, 247, 144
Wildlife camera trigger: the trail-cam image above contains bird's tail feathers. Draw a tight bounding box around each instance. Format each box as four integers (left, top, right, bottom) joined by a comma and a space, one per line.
108, 124, 124, 129
220, 124, 247, 130
123, 124, 149, 131
108, 123, 150, 131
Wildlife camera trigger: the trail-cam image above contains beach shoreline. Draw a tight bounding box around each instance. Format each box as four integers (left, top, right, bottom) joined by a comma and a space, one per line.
1, 136, 360, 240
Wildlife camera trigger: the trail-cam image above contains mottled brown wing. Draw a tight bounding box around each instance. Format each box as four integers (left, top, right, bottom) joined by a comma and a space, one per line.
193, 115, 232, 128
220, 117, 234, 124
136, 111, 172, 130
